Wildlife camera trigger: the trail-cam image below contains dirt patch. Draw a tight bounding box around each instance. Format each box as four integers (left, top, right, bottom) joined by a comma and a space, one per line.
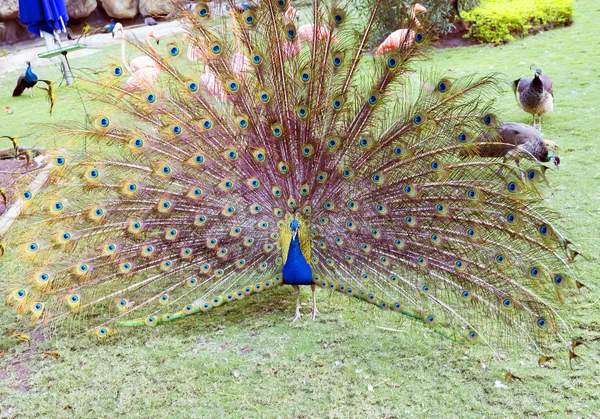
436, 21, 479, 49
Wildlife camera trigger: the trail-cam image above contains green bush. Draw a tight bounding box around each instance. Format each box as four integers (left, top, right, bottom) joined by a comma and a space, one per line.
462, 0, 574, 43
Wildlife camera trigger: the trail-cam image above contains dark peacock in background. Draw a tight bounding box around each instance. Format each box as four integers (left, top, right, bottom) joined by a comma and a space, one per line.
12, 61, 56, 114
1, 0, 581, 358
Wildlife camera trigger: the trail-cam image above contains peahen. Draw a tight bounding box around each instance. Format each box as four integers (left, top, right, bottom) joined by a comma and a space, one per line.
12, 61, 55, 114
472, 122, 560, 169
514, 68, 554, 132
1, 0, 581, 358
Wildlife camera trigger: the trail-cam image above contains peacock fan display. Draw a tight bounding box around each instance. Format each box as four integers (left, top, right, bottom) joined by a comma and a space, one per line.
1, 0, 582, 360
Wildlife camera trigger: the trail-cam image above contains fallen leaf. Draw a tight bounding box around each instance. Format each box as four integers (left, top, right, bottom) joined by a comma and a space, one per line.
43, 351, 60, 358
10, 333, 31, 345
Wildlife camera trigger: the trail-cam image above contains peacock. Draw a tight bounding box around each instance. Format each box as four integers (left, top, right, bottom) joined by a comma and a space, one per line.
12, 62, 56, 114
514, 68, 554, 132
472, 122, 560, 170
1, 0, 582, 359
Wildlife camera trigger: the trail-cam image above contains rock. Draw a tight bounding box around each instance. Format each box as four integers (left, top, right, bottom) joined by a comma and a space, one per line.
65, 0, 98, 19
139, 0, 175, 16
0, 0, 18, 21
0, 20, 35, 44
99, 0, 138, 19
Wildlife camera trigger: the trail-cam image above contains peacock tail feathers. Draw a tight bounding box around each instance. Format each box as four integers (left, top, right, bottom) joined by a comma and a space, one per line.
1, 0, 580, 356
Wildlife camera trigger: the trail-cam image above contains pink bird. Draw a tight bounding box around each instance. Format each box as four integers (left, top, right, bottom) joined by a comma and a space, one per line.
121, 66, 161, 95
114, 23, 160, 73
231, 50, 251, 79
376, 3, 428, 55
285, 5, 299, 23
297, 24, 338, 43
275, 39, 301, 62
183, 32, 203, 62
199, 54, 226, 100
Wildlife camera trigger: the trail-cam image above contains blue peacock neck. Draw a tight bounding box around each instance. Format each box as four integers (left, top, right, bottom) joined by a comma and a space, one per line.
25, 64, 37, 83
281, 220, 313, 286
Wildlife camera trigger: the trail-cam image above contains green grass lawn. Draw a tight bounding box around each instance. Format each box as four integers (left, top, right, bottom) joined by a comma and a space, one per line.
1, 1, 599, 417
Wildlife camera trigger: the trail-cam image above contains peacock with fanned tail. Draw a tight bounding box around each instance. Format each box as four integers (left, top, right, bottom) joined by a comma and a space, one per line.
1, 0, 582, 357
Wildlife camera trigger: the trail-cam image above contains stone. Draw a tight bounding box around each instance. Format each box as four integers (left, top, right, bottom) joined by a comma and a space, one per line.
0, 0, 18, 21
65, 0, 98, 19
99, 0, 138, 19
139, 0, 175, 16
0, 20, 36, 44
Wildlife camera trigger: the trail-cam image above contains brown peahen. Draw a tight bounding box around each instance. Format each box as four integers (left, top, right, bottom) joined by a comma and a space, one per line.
472, 122, 560, 169
1, 0, 581, 358
514, 68, 554, 132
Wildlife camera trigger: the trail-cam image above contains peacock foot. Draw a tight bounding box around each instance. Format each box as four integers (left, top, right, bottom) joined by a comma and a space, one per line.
291, 312, 302, 323
311, 308, 320, 321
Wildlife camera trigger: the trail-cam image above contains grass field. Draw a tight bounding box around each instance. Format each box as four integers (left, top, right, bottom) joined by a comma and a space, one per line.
0, 1, 599, 417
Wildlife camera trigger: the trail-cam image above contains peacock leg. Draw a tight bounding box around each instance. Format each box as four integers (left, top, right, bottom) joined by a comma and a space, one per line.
29, 88, 33, 98
291, 285, 302, 323
310, 284, 319, 321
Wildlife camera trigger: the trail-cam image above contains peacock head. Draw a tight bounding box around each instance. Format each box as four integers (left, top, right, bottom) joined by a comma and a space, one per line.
535, 68, 543, 78
549, 155, 560, 169
290, 219, 300, 241
149, 31, 159, 45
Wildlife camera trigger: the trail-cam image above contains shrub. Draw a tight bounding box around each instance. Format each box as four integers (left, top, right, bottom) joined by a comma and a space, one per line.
462, 0, 574, 43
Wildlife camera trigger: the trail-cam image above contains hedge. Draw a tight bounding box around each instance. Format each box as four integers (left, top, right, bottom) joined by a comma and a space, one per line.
462, 0, 574, 43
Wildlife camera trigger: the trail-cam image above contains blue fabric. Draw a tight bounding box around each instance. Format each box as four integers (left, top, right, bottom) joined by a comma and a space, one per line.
19, 0, 69, 37
282, 237, 313, 285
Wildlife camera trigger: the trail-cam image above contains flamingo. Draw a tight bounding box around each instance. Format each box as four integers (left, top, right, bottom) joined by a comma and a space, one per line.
297, 24, 338, 43
376, 3, 428, 55
284, 5, 337, 44
285, 5, 299, 22
121, 66, 161, 95
200, 59, 226, 101
114, 23, 160, 73
225, 8, 252, 79
183, 32, 203, 62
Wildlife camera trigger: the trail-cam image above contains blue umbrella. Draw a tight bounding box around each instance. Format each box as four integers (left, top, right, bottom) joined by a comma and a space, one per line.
19, 0, 69, 37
